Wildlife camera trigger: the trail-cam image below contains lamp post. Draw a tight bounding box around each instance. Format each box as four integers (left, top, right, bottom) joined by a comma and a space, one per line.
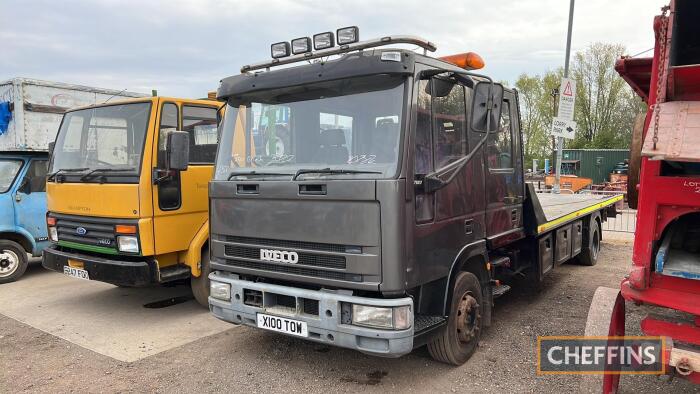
553, 0, 575, 193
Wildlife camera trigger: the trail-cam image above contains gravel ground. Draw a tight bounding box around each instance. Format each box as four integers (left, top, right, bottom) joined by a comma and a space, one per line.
1, 240, 698, 393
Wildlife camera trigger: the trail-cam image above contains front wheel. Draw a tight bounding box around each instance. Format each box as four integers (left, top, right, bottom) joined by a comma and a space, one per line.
428, 271, 483, 365
191, 249, 211, 307
0, 240, 29, 284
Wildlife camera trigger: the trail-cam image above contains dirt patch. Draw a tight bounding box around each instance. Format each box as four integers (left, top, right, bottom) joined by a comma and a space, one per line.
1, 241, 698, 393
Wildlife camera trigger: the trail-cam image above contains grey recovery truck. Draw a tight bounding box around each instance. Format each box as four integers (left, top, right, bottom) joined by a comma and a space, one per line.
207, 31, 621, 365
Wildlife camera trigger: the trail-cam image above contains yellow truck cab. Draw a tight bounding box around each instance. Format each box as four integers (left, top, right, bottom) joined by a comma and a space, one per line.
42, 96, 223, 306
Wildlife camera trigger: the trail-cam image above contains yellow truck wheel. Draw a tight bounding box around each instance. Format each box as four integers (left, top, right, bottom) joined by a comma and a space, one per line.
191, 249, 211, 307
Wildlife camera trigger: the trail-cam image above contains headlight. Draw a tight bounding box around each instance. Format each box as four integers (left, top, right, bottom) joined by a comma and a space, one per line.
48, 227, 58, 242
351, 304, 412, 330
313, 32, 334, 50
270, 41, 290, 58
210, 281, 231, 301
336, 26, 359, 45
117, 236, 139, 253
291, 37, 311, 55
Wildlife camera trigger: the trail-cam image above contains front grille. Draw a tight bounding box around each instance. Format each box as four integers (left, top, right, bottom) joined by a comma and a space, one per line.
53, 214, 121, 249
224, 245, 346, 269
302, 298, 319, 316
224, 259, 362, 282
275, 294, 296, 309
224, 235, 347, 253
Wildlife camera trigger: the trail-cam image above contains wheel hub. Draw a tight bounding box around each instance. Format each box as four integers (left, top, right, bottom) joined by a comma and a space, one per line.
0, 250, 19, 277
456, 292, 481, 343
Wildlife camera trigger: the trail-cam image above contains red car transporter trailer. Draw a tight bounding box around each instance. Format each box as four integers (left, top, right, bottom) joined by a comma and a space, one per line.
603, 0, 700, 390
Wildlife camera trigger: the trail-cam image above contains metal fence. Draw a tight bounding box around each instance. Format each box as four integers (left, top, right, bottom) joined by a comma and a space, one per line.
601, 208, 637, 233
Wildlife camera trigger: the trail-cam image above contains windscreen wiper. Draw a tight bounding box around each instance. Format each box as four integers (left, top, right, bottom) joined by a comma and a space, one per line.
47, 167, 89, 182
226, 170, 294, 181
292, 168, 382, 181
80, 167, 136, 181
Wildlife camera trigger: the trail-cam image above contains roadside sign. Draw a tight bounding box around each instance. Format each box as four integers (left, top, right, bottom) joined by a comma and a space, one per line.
557, 78, 576, 121
551, 117, 576, 139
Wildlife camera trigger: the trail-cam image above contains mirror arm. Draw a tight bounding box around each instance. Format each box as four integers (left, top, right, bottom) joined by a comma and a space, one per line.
421, 130, 491, 193
152, 169, 173, 185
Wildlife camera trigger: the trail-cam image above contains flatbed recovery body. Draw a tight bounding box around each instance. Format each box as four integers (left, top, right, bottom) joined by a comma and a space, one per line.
535, 192, 622, 234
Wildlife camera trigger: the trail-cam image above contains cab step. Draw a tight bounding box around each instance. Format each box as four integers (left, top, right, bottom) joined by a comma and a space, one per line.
414, 315, 447, 333
413, 315, 448, 348
159, 265, 191, 282
492, 284, 511, 298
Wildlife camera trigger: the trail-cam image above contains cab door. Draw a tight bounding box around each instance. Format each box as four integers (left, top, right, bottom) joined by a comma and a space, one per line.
152, 101, 219, 256
14, 158, 49, 254
483, 91, 524, 244
412, 76, 485, 283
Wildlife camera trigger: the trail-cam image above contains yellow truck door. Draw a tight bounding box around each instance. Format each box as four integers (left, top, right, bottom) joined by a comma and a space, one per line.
152, 99, 219, 258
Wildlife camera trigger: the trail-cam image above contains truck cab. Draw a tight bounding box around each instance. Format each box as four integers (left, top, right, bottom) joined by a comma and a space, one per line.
41, 96, 223, 306
208, 31, 618, 364
0, 152, 49, 283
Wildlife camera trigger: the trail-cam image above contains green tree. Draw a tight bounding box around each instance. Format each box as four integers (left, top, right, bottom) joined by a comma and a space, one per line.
514, 42, 646, 165
569, 42, 646, 148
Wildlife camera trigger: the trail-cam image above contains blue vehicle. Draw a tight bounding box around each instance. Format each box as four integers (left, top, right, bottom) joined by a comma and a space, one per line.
0, 152, 48, 283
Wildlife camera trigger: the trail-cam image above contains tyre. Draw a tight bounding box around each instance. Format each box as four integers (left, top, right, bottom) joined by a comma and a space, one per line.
428, 271, 483, 365
0, 240, 29, 284
191, 249, 211, 307
577, 216, 601, 266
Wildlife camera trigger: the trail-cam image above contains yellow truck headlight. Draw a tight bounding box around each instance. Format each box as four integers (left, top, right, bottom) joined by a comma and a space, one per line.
210, 281, 231, 301
117, 236, 139, 253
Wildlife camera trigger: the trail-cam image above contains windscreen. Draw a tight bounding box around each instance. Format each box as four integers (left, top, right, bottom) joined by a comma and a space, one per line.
214, 75, 406, 180
0, 160, 22, 193
50, 102, 151, 175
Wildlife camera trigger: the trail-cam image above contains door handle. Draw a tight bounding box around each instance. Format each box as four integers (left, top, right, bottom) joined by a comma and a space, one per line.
464, 219, 474, 235
14, 194, 21, 202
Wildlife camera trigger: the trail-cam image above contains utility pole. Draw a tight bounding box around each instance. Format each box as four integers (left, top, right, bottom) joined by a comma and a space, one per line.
553, 0, 575, 193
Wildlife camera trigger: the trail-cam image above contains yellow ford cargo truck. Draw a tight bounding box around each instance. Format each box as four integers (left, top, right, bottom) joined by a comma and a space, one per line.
41, 96, 223, 306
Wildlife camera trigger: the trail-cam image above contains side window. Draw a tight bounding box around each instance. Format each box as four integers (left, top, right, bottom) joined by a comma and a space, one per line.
488, 100, 513, 169
432, 80, 467, 169
183, 106, 218, 164
158, 103, 179, 168
414, 79, 434, 224
414, 79, 433, 175
26, 159, 48, 193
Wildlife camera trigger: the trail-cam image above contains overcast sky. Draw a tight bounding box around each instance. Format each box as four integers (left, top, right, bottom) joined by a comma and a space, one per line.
1, 0, 662, 97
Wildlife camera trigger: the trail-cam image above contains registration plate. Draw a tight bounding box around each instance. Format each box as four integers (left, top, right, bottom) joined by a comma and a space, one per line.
256, 313, 308, 337
63, 266, 90, 280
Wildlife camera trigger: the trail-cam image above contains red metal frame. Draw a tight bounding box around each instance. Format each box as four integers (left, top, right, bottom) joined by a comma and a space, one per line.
614, 0, 700, 386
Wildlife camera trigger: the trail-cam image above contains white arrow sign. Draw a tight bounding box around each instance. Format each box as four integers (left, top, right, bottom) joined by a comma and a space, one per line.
551, 117, 576, 140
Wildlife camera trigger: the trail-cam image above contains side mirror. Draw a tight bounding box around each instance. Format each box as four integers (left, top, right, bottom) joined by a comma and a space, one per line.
415, 174, 446, 194
471, 81, 504, 132
166, 131, 190, 171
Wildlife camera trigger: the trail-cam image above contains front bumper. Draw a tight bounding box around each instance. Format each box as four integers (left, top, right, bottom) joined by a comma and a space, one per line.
209, 272, 415, 357
42, 245, 157, 287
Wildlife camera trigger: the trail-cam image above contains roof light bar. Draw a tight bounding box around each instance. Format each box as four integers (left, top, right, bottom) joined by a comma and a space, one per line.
243, 35, 437, 73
